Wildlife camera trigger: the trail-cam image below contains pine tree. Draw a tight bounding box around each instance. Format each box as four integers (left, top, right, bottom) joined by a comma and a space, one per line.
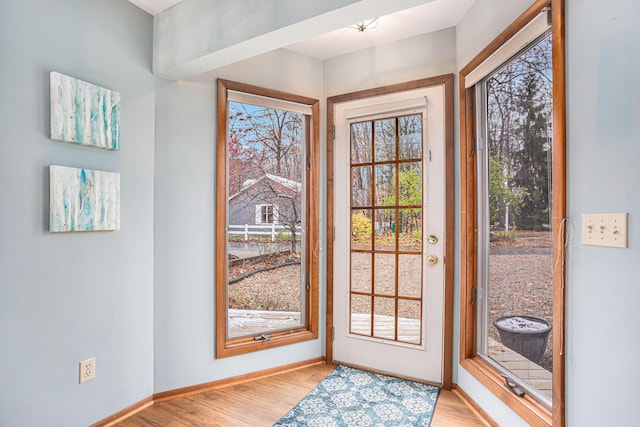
512, 70, 552, 230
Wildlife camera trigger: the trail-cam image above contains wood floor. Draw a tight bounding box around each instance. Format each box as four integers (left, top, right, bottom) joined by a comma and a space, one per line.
115, 363, 489, 427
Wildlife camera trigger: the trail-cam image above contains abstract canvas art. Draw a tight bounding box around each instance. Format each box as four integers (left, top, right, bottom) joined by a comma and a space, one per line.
50, 165, 120, 232
50, 72, 121, 150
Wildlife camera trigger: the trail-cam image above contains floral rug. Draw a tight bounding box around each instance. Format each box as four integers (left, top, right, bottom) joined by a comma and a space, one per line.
273, 365, 440, 427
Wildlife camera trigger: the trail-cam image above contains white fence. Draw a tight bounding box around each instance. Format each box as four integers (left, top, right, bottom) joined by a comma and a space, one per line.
228, 224, 300, 242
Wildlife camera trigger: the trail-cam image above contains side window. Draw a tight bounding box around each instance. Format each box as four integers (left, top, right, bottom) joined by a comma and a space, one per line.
459, 2, 566, 426
216, 80, 319, 357
477, 33, 553, 404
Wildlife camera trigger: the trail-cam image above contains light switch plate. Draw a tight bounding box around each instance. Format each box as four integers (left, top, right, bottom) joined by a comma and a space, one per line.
581, 213, 628, 248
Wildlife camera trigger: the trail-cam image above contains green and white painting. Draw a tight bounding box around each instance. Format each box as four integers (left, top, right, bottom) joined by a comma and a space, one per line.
50, 72, 120, 150
50, 165, 120, 232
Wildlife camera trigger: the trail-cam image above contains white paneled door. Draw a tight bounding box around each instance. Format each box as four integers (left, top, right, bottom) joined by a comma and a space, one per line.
333, 86, 446, 384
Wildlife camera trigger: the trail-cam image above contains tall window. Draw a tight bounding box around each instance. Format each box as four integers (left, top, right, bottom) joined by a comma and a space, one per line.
477, 33, 553, 403
459, 1, 566, 426
216, 80, 319, 357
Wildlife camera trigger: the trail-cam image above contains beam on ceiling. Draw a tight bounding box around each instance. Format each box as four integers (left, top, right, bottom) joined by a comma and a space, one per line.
153, 0, 433, 80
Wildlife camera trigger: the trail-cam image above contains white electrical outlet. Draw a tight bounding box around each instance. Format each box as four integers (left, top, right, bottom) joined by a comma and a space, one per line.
79, 357, 96, 384
582, 213, 628, 248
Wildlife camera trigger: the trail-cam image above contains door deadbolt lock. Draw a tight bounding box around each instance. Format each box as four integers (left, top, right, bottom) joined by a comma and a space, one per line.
428, 234, 439, 244
427, 254, 439, 265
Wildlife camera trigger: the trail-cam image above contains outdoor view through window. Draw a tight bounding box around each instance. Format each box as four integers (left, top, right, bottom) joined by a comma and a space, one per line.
350, 114, 424, 345
480, 33, 553, 402
225, 100, 305, 339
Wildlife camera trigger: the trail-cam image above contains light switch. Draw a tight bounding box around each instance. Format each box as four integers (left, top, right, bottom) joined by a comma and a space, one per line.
581, 213, 628, 248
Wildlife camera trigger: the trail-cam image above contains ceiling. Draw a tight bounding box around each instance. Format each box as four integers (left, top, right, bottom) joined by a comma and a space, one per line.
128, 0, 475, 60
128, 0, 183, 15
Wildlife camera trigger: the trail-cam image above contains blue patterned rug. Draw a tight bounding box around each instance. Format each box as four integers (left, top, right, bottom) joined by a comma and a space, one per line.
274, 365, 440, 427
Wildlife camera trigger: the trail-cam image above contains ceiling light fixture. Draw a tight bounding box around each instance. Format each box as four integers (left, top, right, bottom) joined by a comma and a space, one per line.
349, 18, 379, 33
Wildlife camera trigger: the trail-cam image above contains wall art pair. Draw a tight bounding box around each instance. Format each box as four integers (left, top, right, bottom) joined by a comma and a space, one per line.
49, 72, 121, 232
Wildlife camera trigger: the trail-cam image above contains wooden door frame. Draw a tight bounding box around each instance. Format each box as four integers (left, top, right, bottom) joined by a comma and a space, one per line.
326, 74, 455, 390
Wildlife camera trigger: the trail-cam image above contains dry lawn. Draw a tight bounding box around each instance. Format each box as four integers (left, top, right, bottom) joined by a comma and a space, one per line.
489, 230, 553, 371
227, 231, 554, 370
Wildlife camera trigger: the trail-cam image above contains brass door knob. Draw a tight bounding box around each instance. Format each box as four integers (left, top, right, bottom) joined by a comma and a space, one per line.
428, 234, 439, 244
427, 254, 439, 265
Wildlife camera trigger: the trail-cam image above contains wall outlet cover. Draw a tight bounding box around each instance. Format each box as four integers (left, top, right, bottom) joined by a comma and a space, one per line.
79, 357, 96, 384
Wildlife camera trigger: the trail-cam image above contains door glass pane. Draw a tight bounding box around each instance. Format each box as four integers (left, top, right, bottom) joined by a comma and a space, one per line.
374, 164, 395, 206
351, 294, 372, 336
351, 252, 372, 293
351, 121, 372, 164
351, 209, 372, 250
374, 209, 396, 251
226, 101, 305, 339
398, 209, 422, 252
398, 162, 422, 206
398, 254, 422, 298
373, 296, 396, 340
399, 114, 423, 160
373, 253, 395, 296
374, 119, 396, 162
398, 299, 421, 344
351, 166, 372, 207
483, 34, 553, 401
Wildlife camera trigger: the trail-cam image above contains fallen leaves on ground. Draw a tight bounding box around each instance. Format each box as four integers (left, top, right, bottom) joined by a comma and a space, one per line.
227, 231, 553, 371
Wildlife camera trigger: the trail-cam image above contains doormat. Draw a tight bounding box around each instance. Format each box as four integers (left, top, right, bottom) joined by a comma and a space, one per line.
273, 365, 440, 427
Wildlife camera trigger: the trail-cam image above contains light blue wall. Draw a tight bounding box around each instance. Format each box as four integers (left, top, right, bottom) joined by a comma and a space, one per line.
457, 0, 640, 426
153, 49, 327, 392
324, 28, 457, 96
0, 1, 156, 426
565, 0, 640, 425
3, 0, 639, 425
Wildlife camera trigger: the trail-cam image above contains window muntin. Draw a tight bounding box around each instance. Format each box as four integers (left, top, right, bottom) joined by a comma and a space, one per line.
349, 113, 424, 346
256, 204, 278, 224
216, 79, 319, 357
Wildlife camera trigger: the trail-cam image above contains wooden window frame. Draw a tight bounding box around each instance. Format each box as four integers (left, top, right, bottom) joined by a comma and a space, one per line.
458, 1, 566, 426
215, 79, 320, 358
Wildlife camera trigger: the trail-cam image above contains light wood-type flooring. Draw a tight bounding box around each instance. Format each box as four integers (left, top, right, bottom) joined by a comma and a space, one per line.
115, 363, 489, 426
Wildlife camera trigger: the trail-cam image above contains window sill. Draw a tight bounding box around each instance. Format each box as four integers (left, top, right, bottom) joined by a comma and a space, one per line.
216, 328, 317, 359
460, 357, 552, 427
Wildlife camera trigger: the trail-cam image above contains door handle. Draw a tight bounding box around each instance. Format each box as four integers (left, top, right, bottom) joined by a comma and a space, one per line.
427, 254, 439, 265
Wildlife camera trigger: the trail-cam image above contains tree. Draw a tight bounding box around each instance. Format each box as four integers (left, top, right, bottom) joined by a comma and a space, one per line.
351, 211, 372, 243
227, 102, 304, 254
229, 103, 302, 178
512, 71, 552, 230
383, 166, 422, 236
271, 188, 301, 255
485, 34, 552, 231
489, 156, 523, 229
